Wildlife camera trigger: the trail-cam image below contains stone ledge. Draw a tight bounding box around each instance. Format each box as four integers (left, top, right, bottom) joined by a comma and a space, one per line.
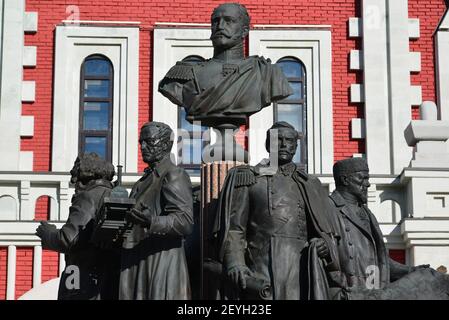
351, 118, 366, 139
404, 120, 449, 146
408, 18, 420, 39
348, 17, 362, 38
23, 46, 37, 67
24, 12, 38, 33
350, 84, 364, 103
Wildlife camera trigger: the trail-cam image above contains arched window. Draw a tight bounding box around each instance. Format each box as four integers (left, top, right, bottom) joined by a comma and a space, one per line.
79, 55, 113, 161
178, 55, 208, 172
274, 57, 307, 171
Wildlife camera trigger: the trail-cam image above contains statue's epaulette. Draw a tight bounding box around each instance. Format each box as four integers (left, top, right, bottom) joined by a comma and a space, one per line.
234, 166, 257, 187
256, 55, 271, 65
164, 61, 195, 81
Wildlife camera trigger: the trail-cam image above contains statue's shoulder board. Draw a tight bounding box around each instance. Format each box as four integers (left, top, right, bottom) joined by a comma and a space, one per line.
233, 165, 257, 187
252, 55, 272, 65
164, 61, 195, 81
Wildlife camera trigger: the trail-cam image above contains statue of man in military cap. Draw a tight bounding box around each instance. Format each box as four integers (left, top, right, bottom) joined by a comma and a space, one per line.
327, 158, 449, 300
158, 2, 292, 129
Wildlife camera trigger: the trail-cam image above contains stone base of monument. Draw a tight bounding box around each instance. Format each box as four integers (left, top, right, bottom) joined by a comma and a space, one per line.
346, 269, 449, 300
200, 160, 243, 299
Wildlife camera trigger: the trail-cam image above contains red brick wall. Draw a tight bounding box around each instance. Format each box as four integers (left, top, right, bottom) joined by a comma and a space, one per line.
0, 247, 7, 300
24, 0, 365, 171
0, 247, 59, 300
409, 0, 447, 120
42, 250, 60, 283
34, 196, 51, 221
15, 247, 33, 299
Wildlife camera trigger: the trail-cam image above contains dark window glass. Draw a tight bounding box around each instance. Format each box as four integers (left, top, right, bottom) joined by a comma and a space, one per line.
283, 82, 303, 102
84, 137, 107, 159
84, 80, 110, 98
79, 55, 113, 161
178, 55, 208, 172
83, 102, 110, 130
84, 58, 111, 77
276, 104, 303, 133
274, 57, 307, 171
278, 60, 303, 78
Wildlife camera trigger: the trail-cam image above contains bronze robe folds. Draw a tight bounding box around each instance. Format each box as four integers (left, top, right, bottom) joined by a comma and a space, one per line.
119, 157, 194, 300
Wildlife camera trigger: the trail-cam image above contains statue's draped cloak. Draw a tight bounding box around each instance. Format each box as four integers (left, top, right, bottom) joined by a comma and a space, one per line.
211, 163, 340, 300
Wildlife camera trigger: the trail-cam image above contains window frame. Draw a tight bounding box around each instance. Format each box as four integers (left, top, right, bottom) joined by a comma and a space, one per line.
273, 56, 308, 171
248, 27, 334, 175
78, 54, 114, 162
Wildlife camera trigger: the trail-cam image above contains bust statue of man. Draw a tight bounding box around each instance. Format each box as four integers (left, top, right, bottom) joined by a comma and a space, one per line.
158, 2, 293, 128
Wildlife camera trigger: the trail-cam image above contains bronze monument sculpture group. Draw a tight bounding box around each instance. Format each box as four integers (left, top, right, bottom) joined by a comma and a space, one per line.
35, 2, 449, 300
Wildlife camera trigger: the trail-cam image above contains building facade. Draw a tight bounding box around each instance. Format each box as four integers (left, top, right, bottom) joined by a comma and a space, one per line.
0, 0, 448, 299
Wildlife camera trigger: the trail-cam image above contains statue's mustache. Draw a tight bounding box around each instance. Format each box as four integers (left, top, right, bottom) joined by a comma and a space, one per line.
211, 31, 232, 39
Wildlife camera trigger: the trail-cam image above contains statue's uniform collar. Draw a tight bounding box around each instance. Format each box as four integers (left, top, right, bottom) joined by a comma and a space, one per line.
331, 190, 363, 207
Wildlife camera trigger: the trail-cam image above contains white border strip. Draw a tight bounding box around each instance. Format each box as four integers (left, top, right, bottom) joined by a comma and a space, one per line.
6, 245, 16, 300
33, 245, 41, 288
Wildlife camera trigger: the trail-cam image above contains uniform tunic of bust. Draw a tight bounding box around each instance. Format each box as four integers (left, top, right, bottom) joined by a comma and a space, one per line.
158, 56, 293, 127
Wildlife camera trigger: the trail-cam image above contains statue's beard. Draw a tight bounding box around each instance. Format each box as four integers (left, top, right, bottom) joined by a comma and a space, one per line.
143, 147, 168, 165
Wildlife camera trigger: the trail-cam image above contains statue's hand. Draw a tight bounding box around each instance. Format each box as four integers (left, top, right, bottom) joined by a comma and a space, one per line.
126, 208, 151, 227
227, 265, 253, 290
35, 221, 57, 243
412, 264, 430, 272
311, 238, 330, 260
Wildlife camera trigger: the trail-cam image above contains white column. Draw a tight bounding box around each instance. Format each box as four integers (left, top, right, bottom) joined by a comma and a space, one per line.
59, 253, 65, 275
33, 245, 42, 287
386, 0, 414, 174
436, 27, 449, 121
0, 1, 3, 69
58, 181, 71, 221
361, 0, 391, 174
19, 180, 31, 220
0, 0, 25, 170
6, 245, 17, 300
